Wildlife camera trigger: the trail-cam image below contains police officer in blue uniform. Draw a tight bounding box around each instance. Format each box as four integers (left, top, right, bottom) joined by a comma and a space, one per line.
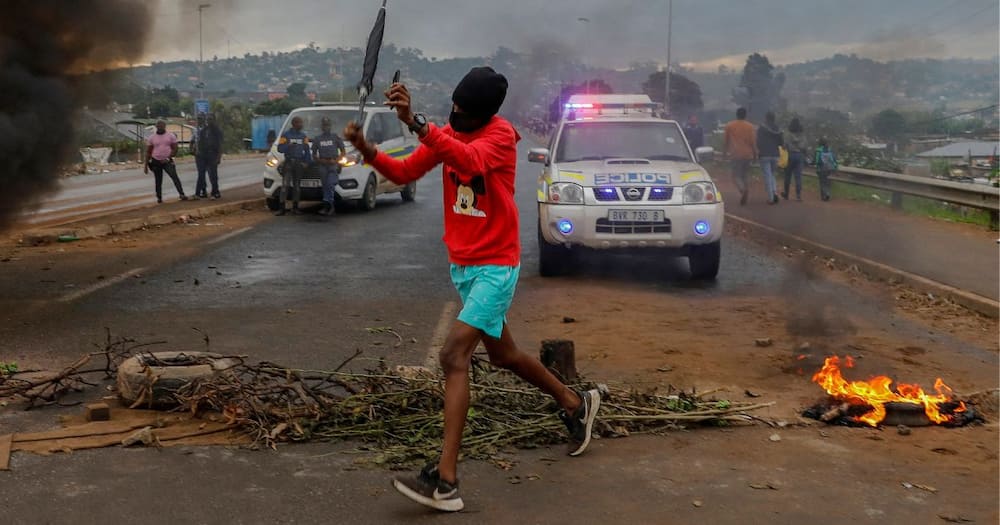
312, 117, 346, 217
275, 116, 311, 215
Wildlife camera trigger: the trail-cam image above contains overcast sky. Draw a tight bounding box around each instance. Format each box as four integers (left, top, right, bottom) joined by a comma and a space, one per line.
149, 0, 1000, 70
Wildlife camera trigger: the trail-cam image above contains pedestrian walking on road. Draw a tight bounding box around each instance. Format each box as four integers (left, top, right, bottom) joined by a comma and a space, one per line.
312, 116, 346, 217
344, 66, 602, 513
275, 116, 311, 215
193, 112, 224, 200
781, 117, 805, 201
144, 120, 188, 204
756, 111, 784, 204
683, 114, 704, 150
814, 138, 838, 201
724, 107, 757, 205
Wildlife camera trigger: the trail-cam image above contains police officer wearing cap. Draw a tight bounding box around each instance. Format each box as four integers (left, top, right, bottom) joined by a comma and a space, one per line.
275, 116, 311, 215
312, 117, 346, 216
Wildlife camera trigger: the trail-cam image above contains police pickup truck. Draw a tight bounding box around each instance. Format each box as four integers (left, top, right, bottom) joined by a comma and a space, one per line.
530, 94, 723, 279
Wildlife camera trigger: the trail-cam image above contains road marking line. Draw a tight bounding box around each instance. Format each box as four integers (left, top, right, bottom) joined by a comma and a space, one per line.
58, 267, 146, 303
424, 301, 457, 369
207, 226, 253, 245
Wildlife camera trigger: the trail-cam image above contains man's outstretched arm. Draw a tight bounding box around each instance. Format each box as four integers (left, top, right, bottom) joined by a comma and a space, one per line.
345, 122, 440, 185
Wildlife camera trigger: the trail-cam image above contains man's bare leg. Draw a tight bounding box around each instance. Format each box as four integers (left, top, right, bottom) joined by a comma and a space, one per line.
436, 321, 482, 485
482, 324, 580, 413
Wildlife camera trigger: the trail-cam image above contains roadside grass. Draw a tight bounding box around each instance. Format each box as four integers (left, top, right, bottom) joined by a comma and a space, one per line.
708, 161, 993, 228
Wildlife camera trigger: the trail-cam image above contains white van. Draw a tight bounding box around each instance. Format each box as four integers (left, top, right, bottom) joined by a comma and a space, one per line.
262, 103, 418, 211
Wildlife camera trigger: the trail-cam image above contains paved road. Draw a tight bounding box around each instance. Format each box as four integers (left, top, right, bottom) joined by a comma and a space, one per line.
20, 156, 265, 227
0, 138, 996, 524
712, 170, 1000, 302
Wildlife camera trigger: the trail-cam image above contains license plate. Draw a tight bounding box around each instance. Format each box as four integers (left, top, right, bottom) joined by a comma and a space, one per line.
608, 209, 664, 222
299, 179, 322, 188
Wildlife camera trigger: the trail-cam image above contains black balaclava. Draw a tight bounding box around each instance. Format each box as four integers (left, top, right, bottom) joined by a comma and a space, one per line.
450, 66, 508, 133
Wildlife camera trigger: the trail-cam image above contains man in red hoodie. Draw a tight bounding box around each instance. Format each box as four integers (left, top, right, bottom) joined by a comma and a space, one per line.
344, 67, 601, 512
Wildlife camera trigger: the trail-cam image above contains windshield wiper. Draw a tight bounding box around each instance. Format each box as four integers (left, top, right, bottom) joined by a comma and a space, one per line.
559, 155, 608, 163
646, 154, 690, 161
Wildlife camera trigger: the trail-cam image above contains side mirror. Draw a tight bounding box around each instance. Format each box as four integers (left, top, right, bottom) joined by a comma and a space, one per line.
695, 146, 715, 163
528, 148, 550, 164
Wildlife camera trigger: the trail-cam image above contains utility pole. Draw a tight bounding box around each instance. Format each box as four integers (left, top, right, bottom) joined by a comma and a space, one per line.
198, 3, 211, 100
338, 25, 345, 102
664, 0, 672, 118
577, 17, 590, 95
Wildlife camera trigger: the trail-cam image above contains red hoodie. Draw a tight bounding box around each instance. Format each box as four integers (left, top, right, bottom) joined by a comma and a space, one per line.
367, 116, 521, 267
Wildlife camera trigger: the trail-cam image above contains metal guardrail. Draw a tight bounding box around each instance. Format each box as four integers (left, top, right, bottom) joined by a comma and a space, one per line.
803, 166, 999, 228
825, 166, 998, 209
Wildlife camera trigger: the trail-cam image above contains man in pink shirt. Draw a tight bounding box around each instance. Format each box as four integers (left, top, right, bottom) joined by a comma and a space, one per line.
144, 120, 188, 203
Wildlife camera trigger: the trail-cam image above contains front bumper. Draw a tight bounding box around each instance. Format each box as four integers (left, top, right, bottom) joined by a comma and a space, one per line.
539, 202, 724, 249
263, 165, 365, 201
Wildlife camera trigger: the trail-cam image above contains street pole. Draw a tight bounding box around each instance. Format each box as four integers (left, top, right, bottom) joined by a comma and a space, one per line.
339, 25, 345, 102
577, 17, 590, 95
664, 0, 672, 118
198, 4, 211, 101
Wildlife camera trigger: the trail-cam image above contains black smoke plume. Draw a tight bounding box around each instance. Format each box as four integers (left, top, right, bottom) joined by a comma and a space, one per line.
0, 1, 151, 231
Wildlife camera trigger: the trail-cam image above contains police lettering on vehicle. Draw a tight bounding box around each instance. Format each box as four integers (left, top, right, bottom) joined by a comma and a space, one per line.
593, 172, 671, 185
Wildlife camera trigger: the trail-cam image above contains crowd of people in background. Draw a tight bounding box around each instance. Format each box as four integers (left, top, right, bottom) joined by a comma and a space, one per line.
722, 107, 838, 205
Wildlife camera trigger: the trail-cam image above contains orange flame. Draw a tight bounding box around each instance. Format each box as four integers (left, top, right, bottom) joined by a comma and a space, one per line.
811, 356, 966, 427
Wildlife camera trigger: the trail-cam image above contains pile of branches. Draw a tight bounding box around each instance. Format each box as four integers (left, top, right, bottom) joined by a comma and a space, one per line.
0, 330, 163, 408
2, 335, 775, 465
174, 354, 774, 465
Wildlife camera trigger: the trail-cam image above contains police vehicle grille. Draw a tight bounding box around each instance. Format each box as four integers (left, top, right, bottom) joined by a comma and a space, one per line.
595, 218, 672, 234
593, 188, 620, 201
622, 187, 646, 201
591, 187, 674, 202
647, 187, 673, 201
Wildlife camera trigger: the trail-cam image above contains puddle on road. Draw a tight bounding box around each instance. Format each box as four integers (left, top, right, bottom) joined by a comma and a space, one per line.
226, 253, 302, 285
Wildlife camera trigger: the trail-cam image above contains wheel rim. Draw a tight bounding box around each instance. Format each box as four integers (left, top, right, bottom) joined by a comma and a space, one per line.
366, 181, 375, 207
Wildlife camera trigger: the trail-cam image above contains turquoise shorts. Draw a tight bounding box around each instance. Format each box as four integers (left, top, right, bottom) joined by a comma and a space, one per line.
450, 264, 520, 339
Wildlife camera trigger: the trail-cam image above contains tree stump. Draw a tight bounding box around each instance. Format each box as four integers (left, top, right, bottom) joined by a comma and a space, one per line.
540, 339, 578, 383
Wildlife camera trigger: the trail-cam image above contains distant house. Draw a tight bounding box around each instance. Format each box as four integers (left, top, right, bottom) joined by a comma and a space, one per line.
916, 141, 999, 161
113, 119, 196, 148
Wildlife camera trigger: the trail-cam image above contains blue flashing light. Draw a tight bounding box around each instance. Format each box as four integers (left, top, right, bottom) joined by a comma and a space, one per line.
563, 103, 594, 109
596, 187, 616, 196
694, 220, 710, 236
557, 219, 574, 235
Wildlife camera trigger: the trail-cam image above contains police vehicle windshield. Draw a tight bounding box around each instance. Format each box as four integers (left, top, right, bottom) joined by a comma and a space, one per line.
281, 109, 354, 139
555, 121, 692, 164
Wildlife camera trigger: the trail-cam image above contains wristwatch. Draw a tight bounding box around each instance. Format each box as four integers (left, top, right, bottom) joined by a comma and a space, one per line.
408, 113, 428, 134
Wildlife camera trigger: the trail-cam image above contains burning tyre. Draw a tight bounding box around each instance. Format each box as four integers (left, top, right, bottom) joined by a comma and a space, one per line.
803, 355, 979, 427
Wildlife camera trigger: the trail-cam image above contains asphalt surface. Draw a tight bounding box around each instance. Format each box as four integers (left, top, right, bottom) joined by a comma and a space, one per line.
0, 137, 997, 524
712, 168, 1000, 302
19, 156, 265, 227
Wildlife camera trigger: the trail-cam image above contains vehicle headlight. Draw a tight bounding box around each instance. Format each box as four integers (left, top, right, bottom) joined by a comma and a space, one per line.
339, 152, 361, 167
683, 182, 718, 204
548, 182, 584, 204
265, 154, 279, 168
